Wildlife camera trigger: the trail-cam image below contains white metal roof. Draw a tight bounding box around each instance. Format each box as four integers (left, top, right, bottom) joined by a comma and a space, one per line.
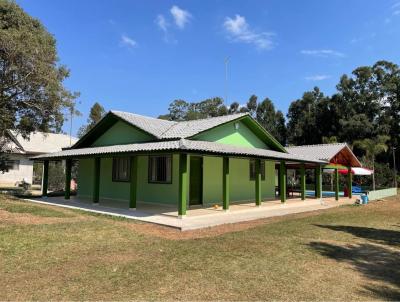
111, 110, 248, 139
9, 131, 78, 154
33, 139, 326, 164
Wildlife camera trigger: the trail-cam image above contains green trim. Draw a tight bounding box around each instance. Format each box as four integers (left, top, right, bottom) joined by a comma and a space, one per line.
42, 160, 49, 197
255, 159, 262, 205
93, 158, 100, 203
334, 168, 339, 201
222, 157, 230, 210
279, 161, 286, 203
129, 156, 138, 208
300, 163, 305, 200
348, 167, 352, 199
64, 159, 72, 200
178, 154, 188, 216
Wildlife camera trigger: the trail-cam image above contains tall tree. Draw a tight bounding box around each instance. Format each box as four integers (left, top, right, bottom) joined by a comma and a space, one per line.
0, 0, 78, 171
286, 87, 322, 145
354, 135, 389, 190
246, 94, 257, 117
77, 102, 105, 138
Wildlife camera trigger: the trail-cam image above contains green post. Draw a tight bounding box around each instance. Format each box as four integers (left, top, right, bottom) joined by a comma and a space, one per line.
129, 156, 138, 209
42, 160, 49, 197
316, 166, 322, 199
93, 157, 100, 204
300, 163, 306, 200
223, 157, 230, 211
334, 168, 339, 201
255, 159, 262, 206
348, 167, 352, 199
64, 159, 72, 200
280, 161, 286, 203
178, 153, 188, 217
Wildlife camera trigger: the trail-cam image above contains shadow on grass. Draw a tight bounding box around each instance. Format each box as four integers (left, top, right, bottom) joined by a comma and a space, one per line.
314, 224, 400, 246
309, 224, 400, 300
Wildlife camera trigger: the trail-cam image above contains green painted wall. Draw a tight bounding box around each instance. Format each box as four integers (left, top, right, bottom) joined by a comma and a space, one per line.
78, 154, 180, 205
99, 157, 130, 201
201, 156, 275, 205
229, 158, 275, 202
194, 121, 269, 149
91, 121, 152, 147
202, 156, 223, 205
136, 154, 180, 205
77, 158, 94, 199
78, 155, 276, 207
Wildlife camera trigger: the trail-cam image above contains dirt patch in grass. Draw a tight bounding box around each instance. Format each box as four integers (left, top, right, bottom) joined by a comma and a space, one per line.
117, 199, 399, 240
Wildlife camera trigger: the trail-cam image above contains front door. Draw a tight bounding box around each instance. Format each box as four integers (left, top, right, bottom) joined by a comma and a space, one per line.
189, 156, 203, 206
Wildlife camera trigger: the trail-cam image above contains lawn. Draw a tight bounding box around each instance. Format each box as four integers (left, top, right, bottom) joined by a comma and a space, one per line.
0, 194, 399, 301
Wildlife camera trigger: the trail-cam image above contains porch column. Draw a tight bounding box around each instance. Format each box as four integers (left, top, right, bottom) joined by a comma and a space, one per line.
334, 168, 339, 201
93, 157, 100, 204
279, 161, 286, 203
64, 159, 72, 200
178, 153, 188, 218
255, 159, 262, 206
348, 167, 352, 199
42, 160, 49, 197
315, 166, 322, 199
223, 157, 230, 211
300, 163, 306, 200
129, 156, 138, 210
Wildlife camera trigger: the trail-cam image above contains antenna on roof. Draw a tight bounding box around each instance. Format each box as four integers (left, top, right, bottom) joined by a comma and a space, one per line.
224, 57, 229, 104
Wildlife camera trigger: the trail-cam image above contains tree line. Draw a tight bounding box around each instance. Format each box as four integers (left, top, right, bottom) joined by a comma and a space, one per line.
157, 60, 400, 188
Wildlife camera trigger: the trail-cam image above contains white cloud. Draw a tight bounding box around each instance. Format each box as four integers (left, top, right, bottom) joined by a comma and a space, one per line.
300, 49, 345, 58
393, 10, 400, 15
121, 35, 137, 48
156, 14, 169, 32
305, 75, 331, 81
223, 14, 274, 50
392, 2, 400, 9
170, 5, 192, 29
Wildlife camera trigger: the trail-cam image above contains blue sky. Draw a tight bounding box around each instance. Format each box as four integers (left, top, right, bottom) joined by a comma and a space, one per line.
17, 0, 400, 136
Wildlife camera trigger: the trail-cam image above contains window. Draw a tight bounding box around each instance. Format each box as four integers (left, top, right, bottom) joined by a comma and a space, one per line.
148, 155, 172, 184
5, 160, 20, 171
112, 157, 130, 182
249, 159, 265, 181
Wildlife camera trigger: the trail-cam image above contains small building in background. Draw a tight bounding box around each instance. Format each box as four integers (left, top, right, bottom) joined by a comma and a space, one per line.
0, 131, 78, 187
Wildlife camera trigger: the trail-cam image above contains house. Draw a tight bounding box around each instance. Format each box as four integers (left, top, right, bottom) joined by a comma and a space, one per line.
34, 110, 360, 218
0, 131, 78, 186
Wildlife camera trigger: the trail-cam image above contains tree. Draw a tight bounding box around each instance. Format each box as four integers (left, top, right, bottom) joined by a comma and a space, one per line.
0, 0, 78, 170
354, 135, 389, 190
256, 98, 277, 133
246, 95, 257, 117
286, 87, 322, 145
274, 110, 287, 145
77, 102, 105, 138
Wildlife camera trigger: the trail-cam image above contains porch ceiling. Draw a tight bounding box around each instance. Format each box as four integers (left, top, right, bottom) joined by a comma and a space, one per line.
31, 139, 327, 164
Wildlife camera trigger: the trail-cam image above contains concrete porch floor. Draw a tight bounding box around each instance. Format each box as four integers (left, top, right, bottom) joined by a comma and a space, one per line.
23, 195, 358, 231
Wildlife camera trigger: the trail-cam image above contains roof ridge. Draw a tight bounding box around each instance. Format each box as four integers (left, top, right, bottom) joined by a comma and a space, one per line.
287, 142, 346, 148
178, 112, 248, 124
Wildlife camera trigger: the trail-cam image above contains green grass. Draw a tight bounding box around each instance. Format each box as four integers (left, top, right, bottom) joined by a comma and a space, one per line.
0, 194, 399, 301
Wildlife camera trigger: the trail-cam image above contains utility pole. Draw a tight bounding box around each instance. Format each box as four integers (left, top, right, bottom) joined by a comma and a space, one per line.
393, 146, 397, 188
224, 57, 229, 104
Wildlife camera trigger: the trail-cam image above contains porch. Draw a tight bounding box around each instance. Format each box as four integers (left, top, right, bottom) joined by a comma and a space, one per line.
25, 194, 357, 231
